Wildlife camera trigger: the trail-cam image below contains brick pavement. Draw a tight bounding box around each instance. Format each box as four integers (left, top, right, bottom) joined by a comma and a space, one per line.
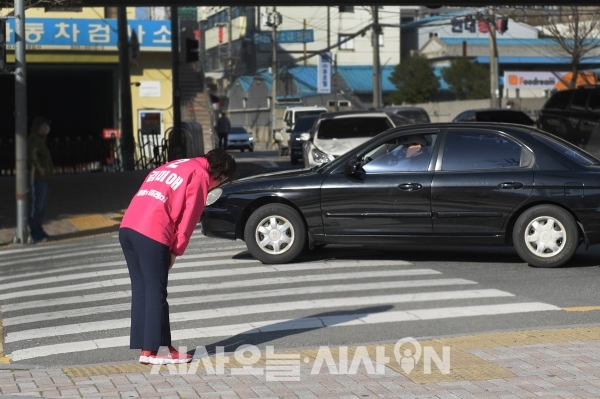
1, 326, 600, 398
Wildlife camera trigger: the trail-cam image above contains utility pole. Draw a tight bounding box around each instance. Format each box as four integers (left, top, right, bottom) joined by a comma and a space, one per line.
372, 5, 382, 109
303, 19, 307, 66
13, 0, 28, 244
117, 7, 135, 171
488, 7, 500, 108
327, 7, 330, 48
227, 6, 232, 94
333, 53, 339, 111
169, 6, 184, 160
270, 7, 280, 150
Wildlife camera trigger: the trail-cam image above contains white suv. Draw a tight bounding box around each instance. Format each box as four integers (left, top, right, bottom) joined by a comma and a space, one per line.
274, 106, 328, 155
302, 111, 411, 168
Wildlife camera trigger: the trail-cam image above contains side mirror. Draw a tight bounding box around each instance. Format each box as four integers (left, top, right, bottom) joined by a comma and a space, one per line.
344, 157, 361, 175
300, 133, 310, 141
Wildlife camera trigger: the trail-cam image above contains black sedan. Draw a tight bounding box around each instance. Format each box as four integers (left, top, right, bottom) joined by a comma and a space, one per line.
201, 122, 600, 268
453, 109, 536, 126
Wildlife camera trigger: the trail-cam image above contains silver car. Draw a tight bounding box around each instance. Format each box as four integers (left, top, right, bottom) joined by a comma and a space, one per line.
227, 126, 254, 152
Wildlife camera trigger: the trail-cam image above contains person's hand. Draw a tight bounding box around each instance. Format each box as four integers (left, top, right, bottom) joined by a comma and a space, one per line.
38, 167, 46, 177
405, 144, 422, 159
169, 253, 176, 270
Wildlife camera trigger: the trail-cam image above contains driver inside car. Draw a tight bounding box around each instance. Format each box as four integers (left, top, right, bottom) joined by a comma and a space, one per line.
363, 135, 432, 173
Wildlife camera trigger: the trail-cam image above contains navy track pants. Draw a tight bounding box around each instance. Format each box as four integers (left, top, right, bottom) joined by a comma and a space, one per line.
119, 228, 171, 351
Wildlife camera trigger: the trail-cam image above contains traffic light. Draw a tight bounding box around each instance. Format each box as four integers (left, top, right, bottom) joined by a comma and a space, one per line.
0, 18, 6, 71
339, 6, 354, 12
499, 17, 509, 34
185, 38, 199, 63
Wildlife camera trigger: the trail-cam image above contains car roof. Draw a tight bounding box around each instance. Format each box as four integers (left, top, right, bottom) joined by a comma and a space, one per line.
384, 122, 534, 132
383, 106, 428, 112
285, 106, 328, 111
461, 108, 529, 113
317, 110, 397, 119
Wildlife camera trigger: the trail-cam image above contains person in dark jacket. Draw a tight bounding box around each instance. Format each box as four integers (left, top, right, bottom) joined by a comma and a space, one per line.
28, 116, 54, 242
215, 112, 231, 149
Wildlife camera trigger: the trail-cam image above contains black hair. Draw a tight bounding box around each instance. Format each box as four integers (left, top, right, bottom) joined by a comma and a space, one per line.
204, 148, 236, 182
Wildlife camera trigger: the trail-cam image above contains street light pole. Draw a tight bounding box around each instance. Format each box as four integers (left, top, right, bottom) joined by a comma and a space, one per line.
270, 7, 279, 150
488, 7, 500, 108
372, 5, 382, 109
13, 0, 28, 244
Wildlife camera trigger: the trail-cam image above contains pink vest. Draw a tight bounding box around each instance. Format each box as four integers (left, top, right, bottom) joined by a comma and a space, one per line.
121, 157, 210, 256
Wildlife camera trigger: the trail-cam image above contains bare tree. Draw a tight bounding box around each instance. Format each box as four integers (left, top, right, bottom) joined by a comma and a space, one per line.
542, 6, 600, 89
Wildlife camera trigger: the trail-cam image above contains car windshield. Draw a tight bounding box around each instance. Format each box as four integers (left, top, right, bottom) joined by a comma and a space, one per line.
317, 117, 393, 140
229, 126, 248, 134
476, 111, 535, 125
396, 110, 430, 124
532, 131, 600, 165
293, 116, 318, 132
295, 110, 325, 119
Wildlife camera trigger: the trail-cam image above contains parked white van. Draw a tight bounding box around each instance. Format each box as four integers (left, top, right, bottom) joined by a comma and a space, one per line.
274, 106, 328, 155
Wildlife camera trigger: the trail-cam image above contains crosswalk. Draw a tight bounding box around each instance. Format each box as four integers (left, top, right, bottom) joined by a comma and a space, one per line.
0, 231, 561, 365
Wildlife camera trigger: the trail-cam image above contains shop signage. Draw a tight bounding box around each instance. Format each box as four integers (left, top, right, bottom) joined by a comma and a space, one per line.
3, 18, 171, 51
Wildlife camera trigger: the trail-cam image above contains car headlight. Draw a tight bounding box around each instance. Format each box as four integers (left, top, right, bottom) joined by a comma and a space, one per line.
249, 136, 253, 141
206, 188, 223, 206
312, 148, 332, 164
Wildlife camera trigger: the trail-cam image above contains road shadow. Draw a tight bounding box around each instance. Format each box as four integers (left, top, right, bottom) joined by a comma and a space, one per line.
197, 305, 393, 355
231, 243, 600, 268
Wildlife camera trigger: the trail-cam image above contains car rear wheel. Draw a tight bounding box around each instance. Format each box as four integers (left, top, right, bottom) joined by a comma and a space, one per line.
513, 205, 579, 268
244, 204, 306, 264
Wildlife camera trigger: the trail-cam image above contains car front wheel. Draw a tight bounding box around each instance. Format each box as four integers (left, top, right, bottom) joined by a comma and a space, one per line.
512, 205, 579, 268
244, 204, 306, 264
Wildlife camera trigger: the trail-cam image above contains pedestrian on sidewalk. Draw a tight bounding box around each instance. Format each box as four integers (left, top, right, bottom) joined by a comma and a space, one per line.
119, 149, 236, 365
27, 116, 54, 242
215, 111, 231, 149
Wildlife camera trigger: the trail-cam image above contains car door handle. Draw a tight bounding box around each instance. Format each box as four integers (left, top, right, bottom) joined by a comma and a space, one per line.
398, 183, 422, 191
498, 182, 524, 189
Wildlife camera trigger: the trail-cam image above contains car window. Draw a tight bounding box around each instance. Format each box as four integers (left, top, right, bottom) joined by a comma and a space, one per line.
396, 110, 430, 124
570, 91, 589, 111
475, 111, 535, 125
588, 91, 600, 112
295, 110, 326, 120
293, 116, 318, 132
455, 111, 476, 122
532, 132, 600, 165
390, 115, 411, 126
361, 134, 437, 173
442, 131, 523, 171
317, 117, 393, 140
229, 126, 248, 134
544, 91, 572, 110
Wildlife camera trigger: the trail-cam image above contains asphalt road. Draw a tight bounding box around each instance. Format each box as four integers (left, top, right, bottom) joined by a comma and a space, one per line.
2, 150, 600, 368
3, 229, 600, 368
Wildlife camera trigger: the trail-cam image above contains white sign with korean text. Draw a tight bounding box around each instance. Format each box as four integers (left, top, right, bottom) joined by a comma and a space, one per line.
318, 52, 332, 94
139, 81, 161, 97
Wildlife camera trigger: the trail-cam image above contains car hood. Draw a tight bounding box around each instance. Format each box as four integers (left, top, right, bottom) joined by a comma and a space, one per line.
314, 137, 371, 156
228, 168, 315, 186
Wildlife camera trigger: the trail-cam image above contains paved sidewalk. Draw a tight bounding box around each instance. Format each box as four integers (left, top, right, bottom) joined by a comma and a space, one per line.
1, 325, 600, 398
0, 163, 268, 246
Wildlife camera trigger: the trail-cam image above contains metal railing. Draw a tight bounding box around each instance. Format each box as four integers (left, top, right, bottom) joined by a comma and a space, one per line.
0, 136, 122, 176
0, 125, 199, 176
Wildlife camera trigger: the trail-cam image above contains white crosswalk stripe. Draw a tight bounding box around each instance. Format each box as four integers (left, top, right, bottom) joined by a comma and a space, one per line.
0, 234, 562, 363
